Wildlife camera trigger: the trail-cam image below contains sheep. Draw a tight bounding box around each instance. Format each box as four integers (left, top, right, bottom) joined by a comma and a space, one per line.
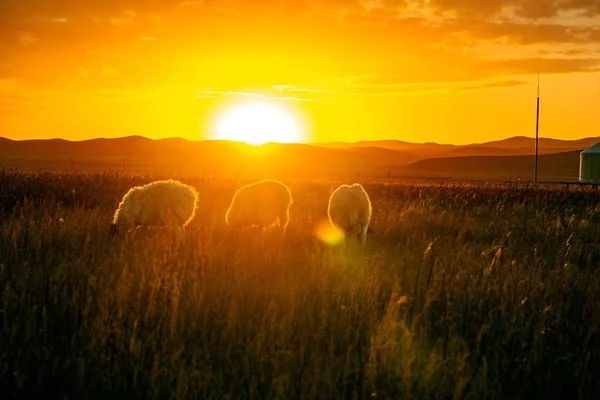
225, 179, 293, 236
327, 183, 372, 244
111, 179, 198, 238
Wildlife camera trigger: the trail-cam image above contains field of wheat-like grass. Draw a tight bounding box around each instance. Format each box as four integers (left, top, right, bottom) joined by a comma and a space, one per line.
2, 170, 600, 399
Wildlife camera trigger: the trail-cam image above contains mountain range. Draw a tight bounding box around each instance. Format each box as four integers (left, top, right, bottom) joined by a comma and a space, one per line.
1, 135, 596, 181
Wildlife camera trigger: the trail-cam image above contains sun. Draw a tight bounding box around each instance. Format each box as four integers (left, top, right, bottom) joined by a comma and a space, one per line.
212, 101, 304, 145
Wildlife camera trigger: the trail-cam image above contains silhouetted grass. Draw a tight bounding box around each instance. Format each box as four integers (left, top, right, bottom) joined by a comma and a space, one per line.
2, 169, 600, 399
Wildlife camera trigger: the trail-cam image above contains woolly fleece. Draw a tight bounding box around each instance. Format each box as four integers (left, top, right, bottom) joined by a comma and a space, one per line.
327, 183, 372, 243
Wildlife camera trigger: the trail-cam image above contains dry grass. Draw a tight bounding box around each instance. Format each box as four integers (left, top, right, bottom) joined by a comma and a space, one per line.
2, 169, 600, 399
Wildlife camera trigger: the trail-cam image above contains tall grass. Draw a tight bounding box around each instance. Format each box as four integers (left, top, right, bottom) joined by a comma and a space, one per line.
2, 170, 600, 399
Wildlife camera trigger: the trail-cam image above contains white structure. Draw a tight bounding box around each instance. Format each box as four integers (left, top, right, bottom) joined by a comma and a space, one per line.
327, 183, 372, 244
579, 143, 600, 183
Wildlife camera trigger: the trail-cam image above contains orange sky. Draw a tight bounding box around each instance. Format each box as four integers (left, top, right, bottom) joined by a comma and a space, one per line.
1, 0, 599, 145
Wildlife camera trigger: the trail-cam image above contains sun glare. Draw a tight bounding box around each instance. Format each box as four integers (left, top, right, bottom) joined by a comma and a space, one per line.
314, 219, 345, 246
212, 101, 304, 145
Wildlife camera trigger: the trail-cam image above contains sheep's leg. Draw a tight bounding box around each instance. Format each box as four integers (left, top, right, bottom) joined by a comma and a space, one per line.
360, 224, 369, 244
125, 223, 139, 242
176, 225, 185, 241
173, 225, 185, 247
278, 221, 286, 237
277, 207, 289, 237
270, 219, 283, 238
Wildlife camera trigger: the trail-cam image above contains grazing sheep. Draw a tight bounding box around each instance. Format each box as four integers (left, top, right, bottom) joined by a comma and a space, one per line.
111, 179, 198, 237
225, 179, 293, 236
327, 183, 372, 244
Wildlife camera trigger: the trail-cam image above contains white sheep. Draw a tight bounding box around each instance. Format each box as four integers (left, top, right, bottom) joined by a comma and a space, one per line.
327, 183, 372, 244
111, 179, 199, 237
225, 179, 293, 236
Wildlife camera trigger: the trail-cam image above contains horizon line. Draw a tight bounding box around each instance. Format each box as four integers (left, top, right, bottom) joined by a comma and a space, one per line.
2, 134, 600, 147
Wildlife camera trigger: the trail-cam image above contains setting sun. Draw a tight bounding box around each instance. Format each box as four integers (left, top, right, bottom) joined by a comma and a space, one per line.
212, 101, 304, 145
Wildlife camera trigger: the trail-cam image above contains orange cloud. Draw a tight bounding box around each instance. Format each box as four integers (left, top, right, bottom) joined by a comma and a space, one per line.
110, 10, 138, 26
1, 0, 599, 145
271, 78, 530, 99
177, 1, 204, 8
425, 0, 600, 18
16, 31, 39, 46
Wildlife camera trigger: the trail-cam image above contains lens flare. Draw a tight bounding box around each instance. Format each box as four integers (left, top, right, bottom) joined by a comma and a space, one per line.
314, 218, 345, 246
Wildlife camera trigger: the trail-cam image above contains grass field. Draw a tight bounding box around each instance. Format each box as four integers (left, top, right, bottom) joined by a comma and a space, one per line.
2, 169, 600, 399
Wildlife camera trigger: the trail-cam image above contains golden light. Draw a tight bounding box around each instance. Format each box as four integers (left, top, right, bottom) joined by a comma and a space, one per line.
212, 101, 304, 145
314, 218, 345, 246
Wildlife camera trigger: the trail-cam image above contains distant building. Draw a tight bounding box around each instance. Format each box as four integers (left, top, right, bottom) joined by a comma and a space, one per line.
579, 142, 600, 183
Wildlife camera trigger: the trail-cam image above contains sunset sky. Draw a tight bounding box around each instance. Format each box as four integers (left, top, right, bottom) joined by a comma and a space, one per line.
1, 0, 599, 144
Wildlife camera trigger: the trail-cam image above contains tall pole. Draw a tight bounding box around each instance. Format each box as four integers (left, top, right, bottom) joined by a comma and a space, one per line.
534, 73, 540, 185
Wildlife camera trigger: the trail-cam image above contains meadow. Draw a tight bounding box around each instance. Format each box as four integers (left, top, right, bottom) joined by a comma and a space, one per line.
2, 169, 600, 399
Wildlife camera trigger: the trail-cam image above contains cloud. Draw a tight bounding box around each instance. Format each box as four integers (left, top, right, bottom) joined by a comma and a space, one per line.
177, 1, 204, 8
1, 0, 599, 21
425, 0, 600, 18
1, 0, 599, 92
110, 9, 137, 26
16, 31, 39, 46
195, 89, 323, 102
324, 74, 384, 85
456, 79, 529, 90
445, 18, 600, 45
483, 57, 600, 74
274, 78, 530, 98
272, 85, 325, 93
0, 78, 188, 112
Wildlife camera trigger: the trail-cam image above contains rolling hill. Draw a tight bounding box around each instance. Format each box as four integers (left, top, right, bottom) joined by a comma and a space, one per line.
313, 136, 600, 159
405, 150, 581, 181
477, 136, 600, 150
0, 136, 418, 177
0, 135, 592, 180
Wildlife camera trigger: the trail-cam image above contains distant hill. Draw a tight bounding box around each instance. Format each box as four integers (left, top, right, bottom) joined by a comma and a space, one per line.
314, 136, 600, 159
477, 136, 600, 150
314, 140, 457, 158
441, 146, 517, 157
0, 136, 417, 162
0, 135, 592, 180
0, 136, 418, 177
316, 140, 456, 152
405, 150, 581, 181
0, 136, 187, 160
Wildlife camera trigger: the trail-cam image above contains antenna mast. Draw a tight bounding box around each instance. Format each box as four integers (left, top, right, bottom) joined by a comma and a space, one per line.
534, 73, 540, 185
